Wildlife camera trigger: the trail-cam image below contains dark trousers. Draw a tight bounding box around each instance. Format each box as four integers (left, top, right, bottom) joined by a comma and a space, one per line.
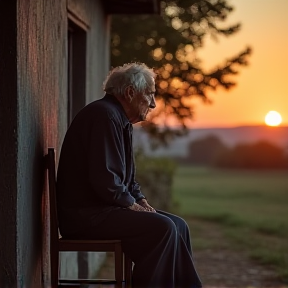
73, 209, 202, 288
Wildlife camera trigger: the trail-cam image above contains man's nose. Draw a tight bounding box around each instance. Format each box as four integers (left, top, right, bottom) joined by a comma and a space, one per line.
149, 96, 156, 109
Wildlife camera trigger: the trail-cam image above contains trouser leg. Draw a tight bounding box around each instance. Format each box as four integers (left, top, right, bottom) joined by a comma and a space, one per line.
157, 210, 193, 254
73, 208, 202, 288
157, 210, 202, 288
87, 209, 178, 288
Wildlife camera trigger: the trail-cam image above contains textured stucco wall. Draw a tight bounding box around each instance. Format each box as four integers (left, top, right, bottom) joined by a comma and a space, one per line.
17, 0, 67, 287
0, 0, 110, 287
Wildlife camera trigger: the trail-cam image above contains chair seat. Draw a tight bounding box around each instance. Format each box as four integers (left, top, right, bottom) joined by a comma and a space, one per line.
59, 239, 122, 252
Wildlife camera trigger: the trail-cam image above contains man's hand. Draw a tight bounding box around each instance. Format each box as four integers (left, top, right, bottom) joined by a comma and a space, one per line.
137, 199, 156, 212
128, 202, 149, 212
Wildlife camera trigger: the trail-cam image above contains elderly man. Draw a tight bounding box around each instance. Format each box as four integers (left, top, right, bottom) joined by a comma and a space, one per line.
56, 62, 202, 288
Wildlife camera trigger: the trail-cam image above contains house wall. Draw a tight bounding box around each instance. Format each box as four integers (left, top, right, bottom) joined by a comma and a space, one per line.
0, 0, 110, 287
16, 1, 67, 287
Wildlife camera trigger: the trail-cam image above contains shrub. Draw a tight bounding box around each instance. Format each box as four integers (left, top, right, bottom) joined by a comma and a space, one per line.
186, 135, 229, 166
135, 148, 177, 211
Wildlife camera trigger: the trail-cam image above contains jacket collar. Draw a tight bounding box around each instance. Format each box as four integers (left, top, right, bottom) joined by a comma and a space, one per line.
104, 93, 131, 129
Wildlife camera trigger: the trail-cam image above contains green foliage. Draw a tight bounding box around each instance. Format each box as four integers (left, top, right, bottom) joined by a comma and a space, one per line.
135, 148, 177, 211
172, 166, 288, 227
111, 0, 252, 144
172, 165, 288, 281
250, 249, 288, 281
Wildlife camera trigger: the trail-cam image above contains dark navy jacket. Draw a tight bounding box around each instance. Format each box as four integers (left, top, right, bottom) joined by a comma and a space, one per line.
56, 94, 145, 237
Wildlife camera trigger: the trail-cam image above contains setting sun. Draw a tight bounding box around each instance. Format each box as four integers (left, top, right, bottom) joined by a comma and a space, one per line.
265, 111, 282, 126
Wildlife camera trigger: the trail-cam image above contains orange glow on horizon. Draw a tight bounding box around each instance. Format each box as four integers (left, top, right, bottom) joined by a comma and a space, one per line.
188, 0, 288, 129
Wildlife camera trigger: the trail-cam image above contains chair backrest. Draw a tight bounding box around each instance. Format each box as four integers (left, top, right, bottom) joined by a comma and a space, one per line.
46, 148, 60, 245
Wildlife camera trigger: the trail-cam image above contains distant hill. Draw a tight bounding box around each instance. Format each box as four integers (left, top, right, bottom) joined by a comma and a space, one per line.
133, 125, 288, 157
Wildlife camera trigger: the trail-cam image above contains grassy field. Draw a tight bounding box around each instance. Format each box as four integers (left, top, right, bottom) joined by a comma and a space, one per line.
172, 165, 288, 282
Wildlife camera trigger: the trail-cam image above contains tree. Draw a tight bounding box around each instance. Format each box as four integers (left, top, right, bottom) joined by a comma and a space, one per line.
187, 135, 228, 165
111, 0, 252, 145
215, 141, 288, 169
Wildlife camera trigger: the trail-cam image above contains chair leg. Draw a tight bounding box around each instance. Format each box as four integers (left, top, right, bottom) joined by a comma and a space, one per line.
51, 251, 59, 288
124, 254, 132, 288
114, 242, 124, 285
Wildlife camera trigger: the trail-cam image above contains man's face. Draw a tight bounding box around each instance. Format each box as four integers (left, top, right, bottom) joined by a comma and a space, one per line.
130, 78, 156, 123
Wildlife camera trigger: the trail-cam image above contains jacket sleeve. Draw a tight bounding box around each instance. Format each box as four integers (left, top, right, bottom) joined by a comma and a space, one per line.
88, 112, 135, 207
129, 153, 146, 201
130, 180, 146, 202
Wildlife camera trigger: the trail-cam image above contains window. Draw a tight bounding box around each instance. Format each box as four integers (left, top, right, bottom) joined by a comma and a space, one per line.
67, 19, 87, 125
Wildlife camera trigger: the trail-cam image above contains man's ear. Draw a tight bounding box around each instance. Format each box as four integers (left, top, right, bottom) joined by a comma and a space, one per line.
124, 85, 135, 103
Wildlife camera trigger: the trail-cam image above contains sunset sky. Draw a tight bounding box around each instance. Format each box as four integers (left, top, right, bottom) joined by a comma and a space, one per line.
191, 0, 288, 128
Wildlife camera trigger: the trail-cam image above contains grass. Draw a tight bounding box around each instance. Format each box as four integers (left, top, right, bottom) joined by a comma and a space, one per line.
172, 165, 288, 282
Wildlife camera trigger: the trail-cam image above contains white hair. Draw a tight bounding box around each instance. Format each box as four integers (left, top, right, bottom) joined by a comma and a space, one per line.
103, 62, 156, 95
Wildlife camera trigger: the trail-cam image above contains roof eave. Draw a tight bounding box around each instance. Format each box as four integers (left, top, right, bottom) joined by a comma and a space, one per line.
104, 0, 161, 15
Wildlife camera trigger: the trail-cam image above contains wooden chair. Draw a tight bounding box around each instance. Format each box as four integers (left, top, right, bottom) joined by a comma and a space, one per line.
45, 147, 133, 288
